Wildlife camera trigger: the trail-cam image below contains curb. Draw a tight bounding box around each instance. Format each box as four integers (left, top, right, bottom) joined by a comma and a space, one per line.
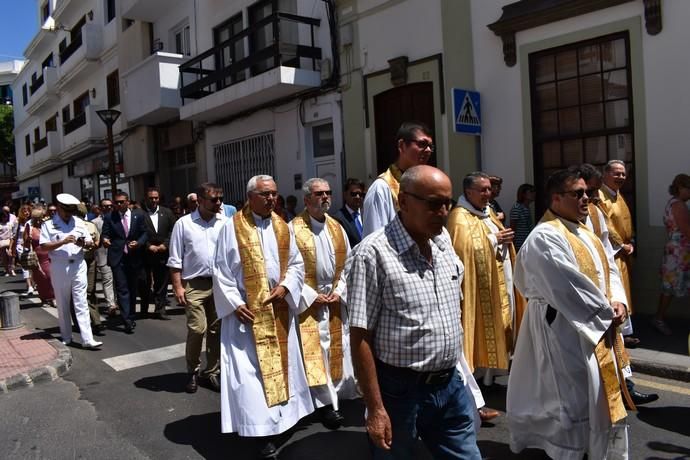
631, 358, 690, 383
0, 339, 72, 394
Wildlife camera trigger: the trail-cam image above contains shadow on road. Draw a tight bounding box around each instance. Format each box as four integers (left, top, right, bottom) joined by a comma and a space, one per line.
637, 406, 690, 436
164, 412, 257, 459
278, 430, 371, 459
19, 330, 53, 341
646, 440, 690, 458
477, 440, 547, 459
134, 372, 191, 394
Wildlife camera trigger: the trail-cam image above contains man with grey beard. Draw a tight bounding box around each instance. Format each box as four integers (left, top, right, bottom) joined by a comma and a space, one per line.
289, 178, 358, 430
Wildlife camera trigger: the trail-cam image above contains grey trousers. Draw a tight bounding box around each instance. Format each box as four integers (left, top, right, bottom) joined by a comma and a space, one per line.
88, 261, 116, 307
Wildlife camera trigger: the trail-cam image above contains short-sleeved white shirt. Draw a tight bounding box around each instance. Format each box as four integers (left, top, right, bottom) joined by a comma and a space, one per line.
39, 215, 93, 263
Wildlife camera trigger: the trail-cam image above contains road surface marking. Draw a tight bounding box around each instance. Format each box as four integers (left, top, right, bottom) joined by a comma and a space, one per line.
41, 306, 58, 318
103, 343, 186, 371
634, 377, 690, 396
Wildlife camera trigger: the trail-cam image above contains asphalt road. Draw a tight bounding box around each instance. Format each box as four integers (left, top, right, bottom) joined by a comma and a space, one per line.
1, 280, 689, 460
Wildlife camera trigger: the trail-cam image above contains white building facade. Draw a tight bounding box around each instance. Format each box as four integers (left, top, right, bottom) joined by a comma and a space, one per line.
12, 0, 129, 204
178, 0, 343, 207
471, 0, 688, 315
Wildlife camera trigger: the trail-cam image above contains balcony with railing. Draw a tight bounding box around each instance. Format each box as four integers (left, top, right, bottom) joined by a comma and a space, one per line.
121, 52, 186, 125
26, 66, 59, 115
57, 23, 103, 85
61, 105, 108, 159
179, 12, 322, 122
31, 131, 61, 164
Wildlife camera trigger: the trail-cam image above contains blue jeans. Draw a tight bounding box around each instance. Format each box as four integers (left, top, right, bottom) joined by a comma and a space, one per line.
372, 364, 481, 460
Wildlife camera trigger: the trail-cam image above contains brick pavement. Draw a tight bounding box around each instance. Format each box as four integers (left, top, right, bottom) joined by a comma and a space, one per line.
0, 326, 57, 380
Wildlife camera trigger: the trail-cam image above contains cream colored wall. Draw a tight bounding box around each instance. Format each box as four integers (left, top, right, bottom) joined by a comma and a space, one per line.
340, 0, 477, 196
471, 0, 690, 317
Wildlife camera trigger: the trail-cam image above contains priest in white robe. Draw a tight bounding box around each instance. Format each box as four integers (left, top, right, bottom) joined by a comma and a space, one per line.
213, 175, 314, 458
289, 178, 358, 430
508, 168, 631, 460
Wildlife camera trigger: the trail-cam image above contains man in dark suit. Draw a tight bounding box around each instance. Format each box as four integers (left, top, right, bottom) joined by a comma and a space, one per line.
142, 187, 176, 320
102, 191, 148, 333
331, 178, 365, 247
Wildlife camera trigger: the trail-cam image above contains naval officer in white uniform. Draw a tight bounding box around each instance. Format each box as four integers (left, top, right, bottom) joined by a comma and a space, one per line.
40, 193, 102, 349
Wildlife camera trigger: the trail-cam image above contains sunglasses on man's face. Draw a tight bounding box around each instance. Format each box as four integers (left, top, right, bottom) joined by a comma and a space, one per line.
115, 200, 127, 204
350, 191, 364, 197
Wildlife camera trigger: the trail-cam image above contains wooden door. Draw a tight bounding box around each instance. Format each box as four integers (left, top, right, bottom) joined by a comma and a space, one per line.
373, 82, 435, 174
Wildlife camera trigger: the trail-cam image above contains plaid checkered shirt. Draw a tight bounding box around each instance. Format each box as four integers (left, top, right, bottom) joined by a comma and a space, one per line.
347, 216, 464, 372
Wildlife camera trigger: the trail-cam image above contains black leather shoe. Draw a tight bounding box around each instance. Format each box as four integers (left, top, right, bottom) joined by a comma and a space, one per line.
206, 374, 221, 392
321, 407, 344, 430
153, 310, 170, 320
131, 320, 137, 330
185, 373, 199, 394
124, 320, 134, 334
92, 326, 105, 337
630, 389, 659, 405
258, 440, 277, 459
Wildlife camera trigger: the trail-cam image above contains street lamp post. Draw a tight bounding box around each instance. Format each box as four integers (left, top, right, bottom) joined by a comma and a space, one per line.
96, 109, 121, 198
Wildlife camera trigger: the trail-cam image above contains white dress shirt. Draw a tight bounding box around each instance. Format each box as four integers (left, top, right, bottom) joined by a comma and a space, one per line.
167, 209, 227, 280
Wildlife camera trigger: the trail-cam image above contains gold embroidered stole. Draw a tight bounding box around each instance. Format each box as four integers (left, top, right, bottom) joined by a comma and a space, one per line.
542, 210, 633, 423
588, 204, 603, 238
378, 164, 403, 211
599, 188, 634, 314
447, 206, 511, 371
233, 206, 291, 407
292, 211, 347, 386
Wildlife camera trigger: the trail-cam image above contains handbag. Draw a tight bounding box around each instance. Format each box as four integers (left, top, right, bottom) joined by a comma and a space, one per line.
20, 248, 39, 270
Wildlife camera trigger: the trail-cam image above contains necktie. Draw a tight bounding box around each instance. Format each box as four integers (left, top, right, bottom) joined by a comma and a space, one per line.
353, 210, 363, 238
122, 213, 129, 253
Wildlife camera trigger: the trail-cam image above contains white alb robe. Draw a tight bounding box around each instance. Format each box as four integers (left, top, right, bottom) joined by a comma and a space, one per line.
289, 216, 358, 409
212, 213, 314, 436
585, 207, 633, 337
508, 218, 629, 460
361, 178, 396, 237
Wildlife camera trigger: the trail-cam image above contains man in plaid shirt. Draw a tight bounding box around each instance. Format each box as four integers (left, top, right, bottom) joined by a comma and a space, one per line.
347, 165, 481, 459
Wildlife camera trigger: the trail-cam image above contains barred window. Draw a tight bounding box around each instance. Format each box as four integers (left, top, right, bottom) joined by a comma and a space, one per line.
530, 32, 635, 217
214, 132, 275, 205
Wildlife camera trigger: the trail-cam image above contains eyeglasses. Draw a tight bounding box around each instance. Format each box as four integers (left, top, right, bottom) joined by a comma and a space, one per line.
312, 190, 332, 197
558, 189, 587, 200
350, 191, 364, 197
469, 186, 492, 194
254, 191, 278, 198
404, 191, 453, 211
115, 200, 126, 204
408, 139, 435, 152
203, 196, 224, 203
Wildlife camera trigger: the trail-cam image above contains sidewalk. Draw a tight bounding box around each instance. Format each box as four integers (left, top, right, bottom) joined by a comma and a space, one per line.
0, 275, 71, 393
627, 313, 690, 382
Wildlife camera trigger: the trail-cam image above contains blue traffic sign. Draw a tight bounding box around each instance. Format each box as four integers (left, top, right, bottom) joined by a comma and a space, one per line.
453, 89, 481, 135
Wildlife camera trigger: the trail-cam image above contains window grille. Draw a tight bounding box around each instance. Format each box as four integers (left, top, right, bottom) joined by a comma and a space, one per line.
213, 132, 275, 205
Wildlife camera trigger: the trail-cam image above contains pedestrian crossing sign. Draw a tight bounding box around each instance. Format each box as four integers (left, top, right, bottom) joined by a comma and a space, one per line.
453, 89, 481, 135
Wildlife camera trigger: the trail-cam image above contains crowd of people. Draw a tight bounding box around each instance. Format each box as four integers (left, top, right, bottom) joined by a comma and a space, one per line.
1, 121, 688, 459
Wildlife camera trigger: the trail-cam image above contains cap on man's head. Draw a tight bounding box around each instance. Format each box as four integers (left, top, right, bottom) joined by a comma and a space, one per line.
56, 193, 80, 206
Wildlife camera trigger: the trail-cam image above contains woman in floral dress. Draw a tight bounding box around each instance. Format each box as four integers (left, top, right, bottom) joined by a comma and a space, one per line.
653, 173, 690, 335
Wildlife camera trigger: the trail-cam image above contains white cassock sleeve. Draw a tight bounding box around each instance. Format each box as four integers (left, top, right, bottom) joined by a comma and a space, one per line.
213, 220, 247, 319
280, 228, 305, 311
361, 178, 396, 237
514, 228, 614, 347
292, 223, 350, 315
213, 219, 305, 318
